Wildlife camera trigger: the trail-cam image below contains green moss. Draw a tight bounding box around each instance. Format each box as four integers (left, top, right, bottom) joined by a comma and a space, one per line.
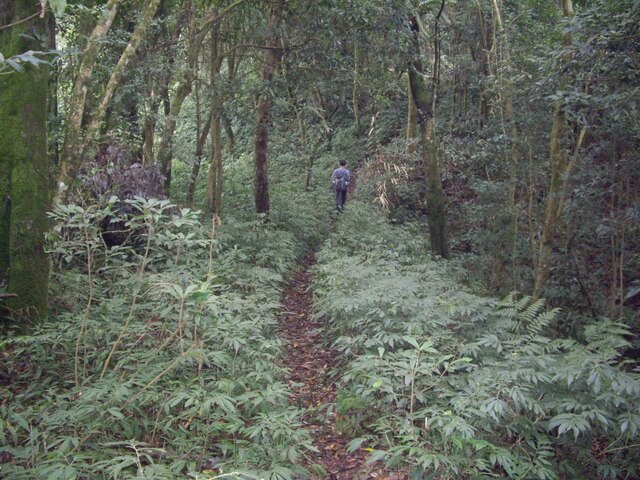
0, 2, 51, 323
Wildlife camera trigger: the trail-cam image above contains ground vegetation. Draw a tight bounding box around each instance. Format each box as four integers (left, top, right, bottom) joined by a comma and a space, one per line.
1, 0, 639, 478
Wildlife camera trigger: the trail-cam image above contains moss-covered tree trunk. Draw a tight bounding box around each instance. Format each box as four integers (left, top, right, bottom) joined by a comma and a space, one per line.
407, 9, 449, 259
81, 0, 161, 153
475, 2, 493, 126
0, 1, 52, 322
533, 0, 577, 300
253, 0, 285, 217
58, 0, 122, 191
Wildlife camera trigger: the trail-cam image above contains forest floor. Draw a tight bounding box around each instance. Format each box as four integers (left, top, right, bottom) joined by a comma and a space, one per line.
279, 253, 407, 480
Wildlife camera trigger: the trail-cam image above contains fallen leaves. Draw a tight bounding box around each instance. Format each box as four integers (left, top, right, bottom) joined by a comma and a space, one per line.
278, 254, 407, 480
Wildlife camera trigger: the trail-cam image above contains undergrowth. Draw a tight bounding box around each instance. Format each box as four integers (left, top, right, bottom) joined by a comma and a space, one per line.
313, 200, 640, 479
0, 194, 329, 480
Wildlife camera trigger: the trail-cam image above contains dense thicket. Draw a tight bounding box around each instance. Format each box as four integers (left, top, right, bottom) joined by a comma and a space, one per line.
1, 0, 639, 478
314, 201, 640, 479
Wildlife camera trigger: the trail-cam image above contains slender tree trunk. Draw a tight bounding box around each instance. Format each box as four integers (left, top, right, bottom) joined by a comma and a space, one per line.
81, 0, 162, 158
406, 75, 418, 154
205, 24, 225, 214
407, 6, 449, 259
206, 106, 223, 213
58, 0, 122, 191
533, 0, 580, 299
221, 35, 239, 154
287, 85, 306, 145
281, 43, 306, 145
186, 70, 212, 205
157, 77, 193, 190
157, 0, 247, 190
475, 1, 493, 126
490, 0, 520, 283
0, 1, 51, 321
141, 0, 187, 166
312, 85, 333, 148
186, 117, 212, 205
142, 114, 155, 165
253, 0, 285, 217
305, 138, 324, 191
222, 111, 235, 153
352, 40, 362, 134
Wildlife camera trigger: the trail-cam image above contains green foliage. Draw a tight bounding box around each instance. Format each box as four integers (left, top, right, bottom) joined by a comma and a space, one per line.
0, 197, 320, 479
0, 50, 54, 75
313, 202, 640, 479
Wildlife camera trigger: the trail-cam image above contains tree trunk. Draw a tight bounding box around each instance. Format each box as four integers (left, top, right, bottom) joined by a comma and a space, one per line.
206, 106, 223, 213
80, 0, 162, 162
157, 0, 248, 190
186, 114, 212, 205
0, 1, 51, 322
139, 0, 184, 167
156, 77, 193, 190
352, 41, 362, 134
205, 24, 224, 214
222, 111, 235, 153
475, 1, 493, 126
222, 35, 239, 154
312, 85, 333, 149
142, 114, 155, 165
533, 0, 578, 299
58, 0, 122, 191
186, 68, 211, 205
490, 0, 520, 283
281, 41, 306, 145
253, 0, 285, 217
406, 75, 418, 154
407, 7, 449, 259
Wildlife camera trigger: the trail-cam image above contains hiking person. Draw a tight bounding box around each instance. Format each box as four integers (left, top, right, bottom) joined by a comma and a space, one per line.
331, 160, 350, 212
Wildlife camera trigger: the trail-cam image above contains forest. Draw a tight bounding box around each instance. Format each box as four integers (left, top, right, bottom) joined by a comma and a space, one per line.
1, 0, 639, 478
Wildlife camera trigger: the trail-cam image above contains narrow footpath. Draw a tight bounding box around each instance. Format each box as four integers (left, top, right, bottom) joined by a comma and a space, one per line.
279, 253, 406, 480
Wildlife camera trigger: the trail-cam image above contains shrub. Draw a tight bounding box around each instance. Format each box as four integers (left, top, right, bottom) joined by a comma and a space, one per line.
0, 197, 321, 479
313, 201, 640, 479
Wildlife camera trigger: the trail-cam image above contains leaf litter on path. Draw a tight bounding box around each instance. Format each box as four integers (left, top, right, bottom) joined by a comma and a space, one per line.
279, 254, 407, 480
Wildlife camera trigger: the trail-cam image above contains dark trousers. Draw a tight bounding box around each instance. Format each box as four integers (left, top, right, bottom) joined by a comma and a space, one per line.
335, 189, 347, 211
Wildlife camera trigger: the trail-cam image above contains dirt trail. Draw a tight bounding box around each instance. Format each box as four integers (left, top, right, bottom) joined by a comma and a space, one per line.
279, 254, 406, 480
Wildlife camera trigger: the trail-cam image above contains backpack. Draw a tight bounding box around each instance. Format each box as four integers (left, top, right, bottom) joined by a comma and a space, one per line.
334, 170, 348, 192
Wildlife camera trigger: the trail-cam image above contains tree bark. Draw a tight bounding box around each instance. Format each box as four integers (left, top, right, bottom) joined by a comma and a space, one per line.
186, 64, 206, 205
281, 39, 306, 146
533, 0, 578, 299
352, 40, 362, 134
186, 114, 211, 205
253, 0, 285, 217
58, 0, 122, 191
80, 0, 162, 162
0, 1, 51, 322
205, 24, 225, 214
157, 0, 249, 190
475, 0, 493, 126
143, 1, 191, 166
490, 0, 520, 282
407, 7, 449, 259
406, 75, 418, 154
